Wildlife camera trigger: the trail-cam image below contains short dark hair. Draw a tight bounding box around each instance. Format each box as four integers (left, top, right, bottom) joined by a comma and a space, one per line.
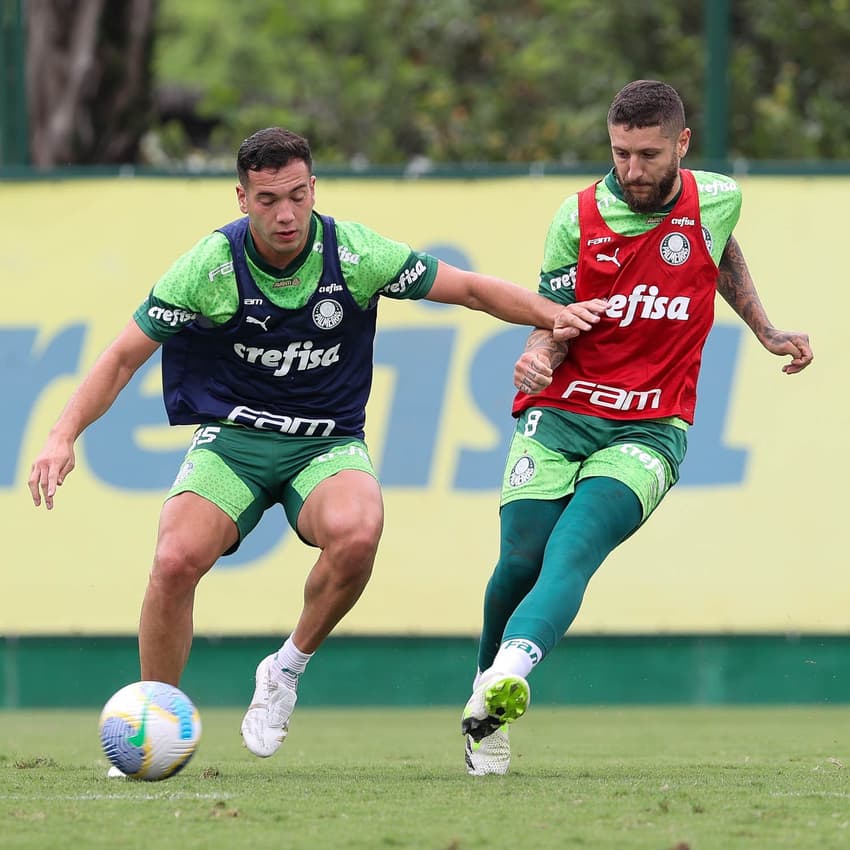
607, 80, 686, 136
236, 128, 313, 185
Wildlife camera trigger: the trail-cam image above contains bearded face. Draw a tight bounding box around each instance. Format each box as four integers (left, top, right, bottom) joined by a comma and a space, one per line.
608, 123, 690, 213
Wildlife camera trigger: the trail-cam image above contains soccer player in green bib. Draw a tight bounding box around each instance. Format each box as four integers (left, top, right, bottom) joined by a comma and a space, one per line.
28, 127, 599, 764
461, 80, 813, 775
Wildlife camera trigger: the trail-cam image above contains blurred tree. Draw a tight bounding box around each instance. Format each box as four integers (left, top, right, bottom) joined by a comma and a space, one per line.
18, 0, 850, 168
729, 0, 850, 160
27, 0, 155, 167
150, 0, 708, 167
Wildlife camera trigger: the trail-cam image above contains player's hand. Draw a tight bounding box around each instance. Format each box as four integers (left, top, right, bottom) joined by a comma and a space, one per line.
760, 328, 814, 374
553, 298, 609, 343
515, 349, 556, 394
28, 438, 76, 510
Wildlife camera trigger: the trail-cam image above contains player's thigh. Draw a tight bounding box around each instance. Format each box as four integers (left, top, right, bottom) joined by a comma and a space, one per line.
499, 431, 582, 508
579, 443, 676, 521
297, 471, 383, 550
167, 425, 277, 550
156, 490, 239, 569
503, 408, 685, 520
284, 441, 382, 547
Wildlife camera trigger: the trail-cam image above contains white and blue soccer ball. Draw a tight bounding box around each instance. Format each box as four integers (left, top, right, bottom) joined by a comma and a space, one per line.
98, 681, 202, 780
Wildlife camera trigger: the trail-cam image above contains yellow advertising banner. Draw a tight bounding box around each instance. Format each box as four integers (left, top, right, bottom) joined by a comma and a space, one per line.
0, 174, 841, 635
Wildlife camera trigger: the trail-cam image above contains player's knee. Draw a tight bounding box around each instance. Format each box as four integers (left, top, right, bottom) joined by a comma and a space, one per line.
340, 520, 383, 566
325, 500, 383, 550
496, 547, 544, 584
150, 543, 212, 589
324, 514, 382, 580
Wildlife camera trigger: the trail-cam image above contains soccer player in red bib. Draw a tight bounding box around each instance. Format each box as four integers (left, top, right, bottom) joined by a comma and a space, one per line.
461, 80, 813, 775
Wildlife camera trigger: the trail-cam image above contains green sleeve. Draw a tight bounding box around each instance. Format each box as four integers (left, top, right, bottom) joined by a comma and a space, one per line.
133, 232, 239, 341
333, 220, 439, 307
535, 171, 743, 307
538, 195, 581, 306
691, 170, 742, 265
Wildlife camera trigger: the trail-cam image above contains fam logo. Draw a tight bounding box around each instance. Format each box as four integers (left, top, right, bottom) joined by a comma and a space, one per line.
208, 261, 234, 282
508, 455, 536, 487
313, 298, 343, 330
660, 232, 690, 266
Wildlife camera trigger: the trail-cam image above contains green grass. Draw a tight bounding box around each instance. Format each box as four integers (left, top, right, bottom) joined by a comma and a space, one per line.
1, 706, 848, 849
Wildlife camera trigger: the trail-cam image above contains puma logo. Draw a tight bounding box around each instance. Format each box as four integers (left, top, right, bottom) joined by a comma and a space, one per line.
596, 248, 621, 268
246, 315, 271, 331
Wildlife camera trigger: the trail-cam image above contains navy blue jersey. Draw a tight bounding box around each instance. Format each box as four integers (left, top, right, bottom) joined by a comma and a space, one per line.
161, 215, 378, 438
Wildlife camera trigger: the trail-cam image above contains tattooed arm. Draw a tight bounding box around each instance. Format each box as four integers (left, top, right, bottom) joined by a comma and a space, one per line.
515, 298, 609, 393
514, 329, 569, 394
717, 235, 813, 374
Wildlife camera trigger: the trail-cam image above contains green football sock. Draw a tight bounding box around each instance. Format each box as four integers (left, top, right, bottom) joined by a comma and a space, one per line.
476, 496, 564, 672
477, 476, 642, 670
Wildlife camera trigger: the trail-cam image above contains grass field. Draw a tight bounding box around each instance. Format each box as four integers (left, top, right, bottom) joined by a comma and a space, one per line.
2, 705, 848, 849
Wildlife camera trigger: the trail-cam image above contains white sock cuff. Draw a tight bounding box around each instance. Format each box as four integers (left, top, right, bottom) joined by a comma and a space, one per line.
272, 635, 314, 682
492, 638, 544, 679
282, 635, 314, 665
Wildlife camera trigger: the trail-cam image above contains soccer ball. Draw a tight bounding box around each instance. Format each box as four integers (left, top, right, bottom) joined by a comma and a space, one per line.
98, 681, 202, 780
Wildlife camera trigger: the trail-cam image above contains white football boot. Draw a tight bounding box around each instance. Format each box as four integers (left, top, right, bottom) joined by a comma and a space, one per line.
465, 725, 511, 776
461, 670, 529, 775
240, 654, 298, 757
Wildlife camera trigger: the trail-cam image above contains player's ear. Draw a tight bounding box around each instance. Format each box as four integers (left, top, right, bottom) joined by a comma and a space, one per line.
677, 128, 691, 158
236, 184, 248, 214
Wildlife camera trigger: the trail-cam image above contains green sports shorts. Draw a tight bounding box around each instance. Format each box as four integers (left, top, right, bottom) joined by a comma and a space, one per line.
501, 407, 688, 521
166, 423, 377, 549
